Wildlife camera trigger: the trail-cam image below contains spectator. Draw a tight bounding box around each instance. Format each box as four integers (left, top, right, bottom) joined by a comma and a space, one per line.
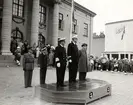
89, 55, 94, 71
17, 39, 23, 49
32, 43, 37, 58
21, 40, 29, 64
94, 56, 99, 70
14, 46, 21, 66
46, 44, 51, 55
10, 38, 18, 55
48, 46, 55, 67
130, 57, 133, 74
21, 40, 29, 55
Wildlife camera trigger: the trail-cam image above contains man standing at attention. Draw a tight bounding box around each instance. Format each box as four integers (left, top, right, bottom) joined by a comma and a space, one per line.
39, 47, 48, 85
55, 38, 67, 88
67, 35, 79, 84
23, 48, 34, 88
78, 43, 89, 81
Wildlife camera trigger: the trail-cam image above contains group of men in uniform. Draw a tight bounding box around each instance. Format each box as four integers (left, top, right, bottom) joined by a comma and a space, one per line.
23, 35, 89, 88
55, 35, 79, 87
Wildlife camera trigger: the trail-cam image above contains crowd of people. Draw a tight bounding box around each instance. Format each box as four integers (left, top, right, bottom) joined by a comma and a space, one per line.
10, 37, 55, 67
89, 55, 133, 75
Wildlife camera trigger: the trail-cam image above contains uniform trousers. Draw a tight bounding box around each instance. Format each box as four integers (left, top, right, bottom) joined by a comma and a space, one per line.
20, 55, 24, 66
68, 63, 78, 83
79, 72, 87, 81
40, 68, 47, 84
56, 62, 66, 86
24, 70, 33, 87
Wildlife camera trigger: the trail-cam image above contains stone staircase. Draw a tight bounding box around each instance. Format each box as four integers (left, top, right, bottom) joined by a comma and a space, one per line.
0, 55, 38, 67
0, 55, 16, 67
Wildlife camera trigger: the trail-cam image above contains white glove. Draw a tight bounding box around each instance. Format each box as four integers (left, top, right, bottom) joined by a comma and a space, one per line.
57, 63, 61, 68
69, 60, 72, 63
55, 58, 59, 62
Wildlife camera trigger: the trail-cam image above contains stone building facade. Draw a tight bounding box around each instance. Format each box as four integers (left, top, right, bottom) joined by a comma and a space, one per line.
0, 0, 96, 55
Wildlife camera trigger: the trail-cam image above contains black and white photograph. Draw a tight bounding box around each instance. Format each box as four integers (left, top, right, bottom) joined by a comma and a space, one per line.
0, 0, 133, 105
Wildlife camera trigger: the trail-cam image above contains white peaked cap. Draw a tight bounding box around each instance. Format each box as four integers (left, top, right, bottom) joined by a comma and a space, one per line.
58, 37, 66, 42
72, 35, 78, 39
17, 46, 20, 48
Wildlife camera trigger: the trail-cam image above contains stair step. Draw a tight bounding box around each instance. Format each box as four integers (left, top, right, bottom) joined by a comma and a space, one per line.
0, 55, 39, 67
0, 55, 14, 60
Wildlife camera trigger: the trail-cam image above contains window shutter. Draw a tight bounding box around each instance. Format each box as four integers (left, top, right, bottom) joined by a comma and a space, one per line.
75, 25, 78, 34
72, 24, 75, 33
61, 20, 64, 30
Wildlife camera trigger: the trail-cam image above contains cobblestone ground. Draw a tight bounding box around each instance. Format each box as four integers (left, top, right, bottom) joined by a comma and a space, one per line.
0, 67, 133, 105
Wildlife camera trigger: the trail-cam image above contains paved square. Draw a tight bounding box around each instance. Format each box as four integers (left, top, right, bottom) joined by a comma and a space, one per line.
0, 67, 133, 105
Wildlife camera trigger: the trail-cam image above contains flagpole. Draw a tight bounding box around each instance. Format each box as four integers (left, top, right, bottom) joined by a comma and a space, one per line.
69, 0, 74, 43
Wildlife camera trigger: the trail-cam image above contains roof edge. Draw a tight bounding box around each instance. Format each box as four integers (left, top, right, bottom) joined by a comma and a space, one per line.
62, 0, 96, 17
105, 19, 133, 25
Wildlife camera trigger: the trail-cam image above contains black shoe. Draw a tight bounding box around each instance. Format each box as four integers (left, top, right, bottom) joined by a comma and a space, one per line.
73, 80, 78, 83
60, 84, 67, 87
28, 86, 32, 87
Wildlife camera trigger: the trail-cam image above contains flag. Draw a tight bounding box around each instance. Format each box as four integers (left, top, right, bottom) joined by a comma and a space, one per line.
69, 0, 75, 42
72, 0, 75, 22
121, 26, 125, 40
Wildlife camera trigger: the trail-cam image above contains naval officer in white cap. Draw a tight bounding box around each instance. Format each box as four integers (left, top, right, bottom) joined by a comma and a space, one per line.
67, 35, 79, 84
55, 38, 67, 88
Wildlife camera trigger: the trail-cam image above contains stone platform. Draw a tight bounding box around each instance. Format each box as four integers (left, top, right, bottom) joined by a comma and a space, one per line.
35, 79, 112, 105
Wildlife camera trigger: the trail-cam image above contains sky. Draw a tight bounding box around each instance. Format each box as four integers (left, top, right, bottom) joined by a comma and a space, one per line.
75, 0, 133, 34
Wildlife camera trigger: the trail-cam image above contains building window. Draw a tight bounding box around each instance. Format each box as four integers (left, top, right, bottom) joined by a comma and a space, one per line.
72, 19, 78, 34
112, 54, 118, 59
13, 0, 24, 17
39, 5, 46, 25
121, 54, 128, 59
84, 23, 88, 37
59, 13, 64, 30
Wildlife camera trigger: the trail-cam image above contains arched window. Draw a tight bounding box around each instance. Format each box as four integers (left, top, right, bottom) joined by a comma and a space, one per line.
11, 27, 23, 42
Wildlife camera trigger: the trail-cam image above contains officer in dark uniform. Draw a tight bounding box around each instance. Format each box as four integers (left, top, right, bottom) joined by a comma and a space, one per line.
23, 48, 34, 88
39, 47, 48, 85
67, 35, 79, 84
55, 38, 67, 87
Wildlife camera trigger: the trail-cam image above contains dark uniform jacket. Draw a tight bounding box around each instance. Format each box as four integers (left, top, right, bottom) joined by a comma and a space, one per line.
39, 53, 48, 69
23, 53, 34, 71
67, 42, 79, 64
55, 45, 67, 65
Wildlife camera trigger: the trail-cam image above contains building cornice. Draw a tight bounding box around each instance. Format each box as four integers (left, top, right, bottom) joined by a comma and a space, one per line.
105, 19, 133, 25
62, 0, 96, 17
104, 51, 133, 54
